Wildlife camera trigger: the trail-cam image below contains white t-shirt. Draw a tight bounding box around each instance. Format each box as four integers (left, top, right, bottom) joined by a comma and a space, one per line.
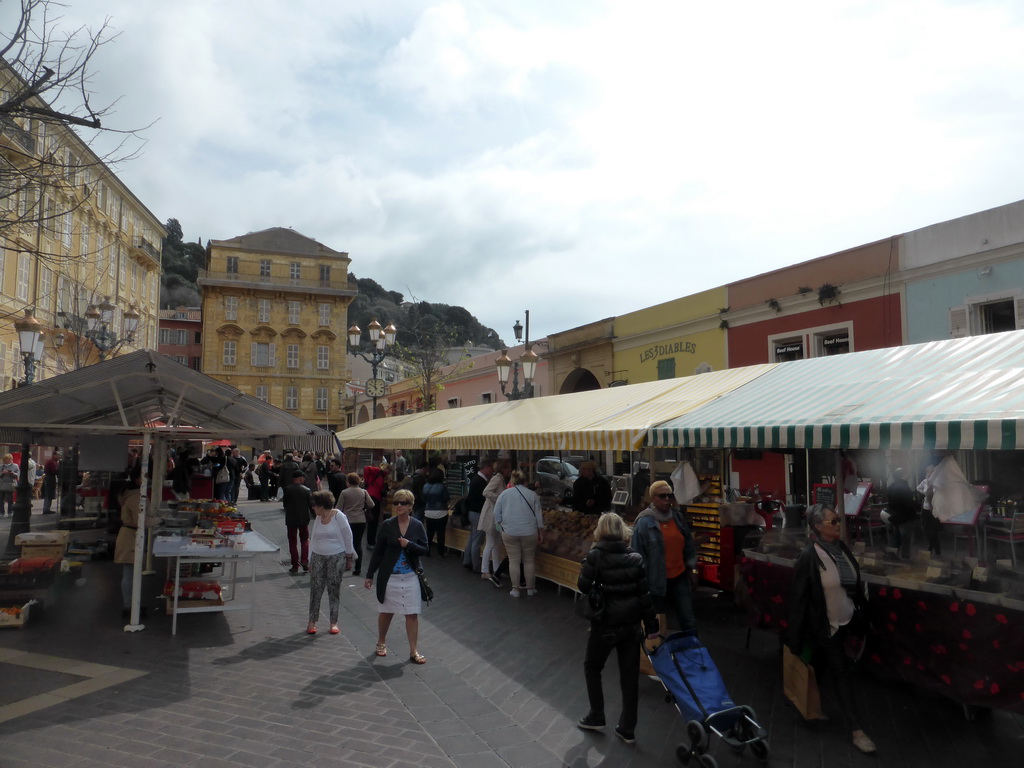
309, 511, 356, 557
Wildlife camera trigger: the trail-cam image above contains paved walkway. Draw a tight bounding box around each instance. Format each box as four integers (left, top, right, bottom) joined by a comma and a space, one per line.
1, 499, 1022, 767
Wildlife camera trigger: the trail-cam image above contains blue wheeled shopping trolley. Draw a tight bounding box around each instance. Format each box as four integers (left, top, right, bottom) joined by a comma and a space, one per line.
647, 630, 769, 767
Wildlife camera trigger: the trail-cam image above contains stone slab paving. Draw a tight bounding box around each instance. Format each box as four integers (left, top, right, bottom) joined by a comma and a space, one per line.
1, 499, 1023, 767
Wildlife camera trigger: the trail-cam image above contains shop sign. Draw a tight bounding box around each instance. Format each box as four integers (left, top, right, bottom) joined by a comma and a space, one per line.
822, 335, 849, 348
775, 343, 802, 355
639, 340, 697, 364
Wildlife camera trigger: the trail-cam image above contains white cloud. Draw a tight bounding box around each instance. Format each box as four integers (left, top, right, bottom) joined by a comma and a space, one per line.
9, 0, 1024, 342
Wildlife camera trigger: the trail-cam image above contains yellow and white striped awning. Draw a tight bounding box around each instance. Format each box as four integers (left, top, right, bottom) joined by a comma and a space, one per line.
427, 365, 776, 452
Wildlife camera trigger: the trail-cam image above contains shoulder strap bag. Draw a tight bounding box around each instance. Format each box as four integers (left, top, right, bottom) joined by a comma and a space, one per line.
575, 552, 605, 622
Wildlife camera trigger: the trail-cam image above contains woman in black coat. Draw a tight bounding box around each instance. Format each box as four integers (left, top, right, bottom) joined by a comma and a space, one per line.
576, 512, 659, 745
787, 504, 876, 754
364, 488, 430, 663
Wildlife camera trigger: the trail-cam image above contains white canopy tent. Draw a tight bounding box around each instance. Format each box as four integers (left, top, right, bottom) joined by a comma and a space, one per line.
0, 350, 333, 631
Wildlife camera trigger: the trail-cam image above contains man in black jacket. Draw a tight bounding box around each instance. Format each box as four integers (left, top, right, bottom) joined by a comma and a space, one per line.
461, 460, 493, 573
573, 461, 612, 514
282, 470, 313, 573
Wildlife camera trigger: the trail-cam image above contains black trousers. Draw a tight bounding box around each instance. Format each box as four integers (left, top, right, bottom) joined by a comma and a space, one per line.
425, 515, 448, 555
366, 498, 382, 546
812, 624, 863, 731
583, 623, 642, 731
350, 522, 366, 573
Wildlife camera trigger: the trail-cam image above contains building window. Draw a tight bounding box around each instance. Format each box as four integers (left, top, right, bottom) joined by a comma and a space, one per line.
159, 328, 172, 345
191, 357, 201, 371
319, 264, 330, 285
285, 386, 298, 410
481, 392, 492, 404
773, 339, 804, 362
288, 301, 301, 324
38, 265, 52, 311
175, 329, 188, 345
290, 262, 301, 280
131, 261, 138, 291
251, 342, 276, 367
16, 253, 30, 300
978, 299, 1017, 334
226, 256, 239, 274
656, 357, 676, 380
257, 299, 270, 323
223, 341, 236, 365
286, 344, 299, 369
816, 331, 850, 356
79, 224, 89, 259
194, 331, 202, 344
315, 387, 328, 411
447, 397, 460, 409
318, 303, 330, 326
224, 296, 238, 321
317, 345, 329, 370
259, 259, 271, 278
255, 385, 268, 402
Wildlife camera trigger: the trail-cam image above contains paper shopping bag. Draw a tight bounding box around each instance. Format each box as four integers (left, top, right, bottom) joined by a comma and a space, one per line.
782, 644, 825, 720
638, 613, 667, 676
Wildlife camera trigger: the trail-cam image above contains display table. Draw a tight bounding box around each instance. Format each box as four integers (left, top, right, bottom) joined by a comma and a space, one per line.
153, 531, 279, 635
447, 525, 582, 593
740, 550, 1024, 714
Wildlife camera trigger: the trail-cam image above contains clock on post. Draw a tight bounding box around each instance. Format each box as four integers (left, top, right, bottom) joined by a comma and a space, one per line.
365, 378, 387, 397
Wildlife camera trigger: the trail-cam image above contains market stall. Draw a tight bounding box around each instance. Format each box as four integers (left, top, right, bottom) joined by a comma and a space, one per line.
646, 329, 1024, 712
741, 531, 1024, 714
337, 365, 776, 589
0, 350, 333, 632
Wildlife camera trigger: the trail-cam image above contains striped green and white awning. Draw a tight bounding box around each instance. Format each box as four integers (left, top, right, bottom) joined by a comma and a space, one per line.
648, 330, 1024, 451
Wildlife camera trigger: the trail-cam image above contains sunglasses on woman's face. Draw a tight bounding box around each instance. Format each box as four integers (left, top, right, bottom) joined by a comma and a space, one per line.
393, 500, 411, 506
821, 518, 841, 527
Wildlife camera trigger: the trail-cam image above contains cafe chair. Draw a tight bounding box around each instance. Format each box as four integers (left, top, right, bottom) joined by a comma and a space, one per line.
984, 511, 1024, 567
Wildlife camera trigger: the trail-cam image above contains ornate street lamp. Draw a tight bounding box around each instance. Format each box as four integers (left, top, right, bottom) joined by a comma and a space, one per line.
496, 310, 538, 400
348, 318, 398, 420
5, 310, 45, 556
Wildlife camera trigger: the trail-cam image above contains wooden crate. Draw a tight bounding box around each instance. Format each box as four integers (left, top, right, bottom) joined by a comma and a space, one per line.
0, 600, 33, 628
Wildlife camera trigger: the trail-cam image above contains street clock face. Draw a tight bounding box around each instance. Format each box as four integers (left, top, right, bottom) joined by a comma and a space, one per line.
366, 378, 387, 397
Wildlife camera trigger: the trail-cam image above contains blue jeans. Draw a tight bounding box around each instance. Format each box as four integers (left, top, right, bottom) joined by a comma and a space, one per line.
462, 510, 483, 571
653, 574, 696, 632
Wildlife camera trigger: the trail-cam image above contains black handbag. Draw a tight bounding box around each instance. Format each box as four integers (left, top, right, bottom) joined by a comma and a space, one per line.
415, 568, 434, 605
574, 556, 605, 622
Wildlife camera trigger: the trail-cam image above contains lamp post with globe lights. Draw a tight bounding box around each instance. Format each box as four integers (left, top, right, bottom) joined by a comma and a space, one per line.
348, 319, 398, 420
495, 310, 539, 400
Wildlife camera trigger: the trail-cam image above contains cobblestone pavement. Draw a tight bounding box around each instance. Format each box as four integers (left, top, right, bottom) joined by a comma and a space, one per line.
1, 499, 1022, 767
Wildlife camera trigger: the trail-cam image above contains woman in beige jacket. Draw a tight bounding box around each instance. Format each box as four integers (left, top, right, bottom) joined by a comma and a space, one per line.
479, 459, 510, 585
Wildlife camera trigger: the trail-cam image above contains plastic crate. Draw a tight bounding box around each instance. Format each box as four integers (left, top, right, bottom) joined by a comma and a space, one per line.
0, 601, 34, 628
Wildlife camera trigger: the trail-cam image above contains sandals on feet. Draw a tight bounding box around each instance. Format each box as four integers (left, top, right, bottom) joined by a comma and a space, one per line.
375, 642, 387, 657
410, 652, 426, 665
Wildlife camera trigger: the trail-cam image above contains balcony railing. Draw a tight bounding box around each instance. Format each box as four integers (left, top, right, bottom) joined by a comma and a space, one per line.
134, 236, 161, 261
0, 116, 36, 154
198, 269, 356, 293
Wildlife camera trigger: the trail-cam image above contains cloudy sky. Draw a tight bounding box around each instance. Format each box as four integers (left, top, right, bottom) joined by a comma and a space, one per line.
8, 0, 1024, 342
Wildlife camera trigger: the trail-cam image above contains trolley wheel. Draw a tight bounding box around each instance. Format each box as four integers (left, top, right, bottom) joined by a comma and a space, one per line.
675, 744, 691, 766
698, 754, 719, 768
686, 721, 708, 752
751, 739, 770, 761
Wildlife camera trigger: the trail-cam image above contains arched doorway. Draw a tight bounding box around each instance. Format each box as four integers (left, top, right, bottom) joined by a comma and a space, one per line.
560, 368, 601, 394
357, 405, 370, 424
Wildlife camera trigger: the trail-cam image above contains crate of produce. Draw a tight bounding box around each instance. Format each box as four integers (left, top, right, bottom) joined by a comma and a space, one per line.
163, 580, 222, 601
0, 600, 35, 628
0, 558, 62, 589
214, 519, 246, 535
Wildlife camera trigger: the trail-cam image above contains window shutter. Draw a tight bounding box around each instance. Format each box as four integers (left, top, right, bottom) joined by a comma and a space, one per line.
949, 306, 970, 338
1015, 297, 1024, 330
250, 342, 258, 365
269, 343, 277, 367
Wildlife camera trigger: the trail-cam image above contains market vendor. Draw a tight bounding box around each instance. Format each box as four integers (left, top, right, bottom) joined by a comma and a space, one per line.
572, 461, 612, 515
114, 467, 160, 619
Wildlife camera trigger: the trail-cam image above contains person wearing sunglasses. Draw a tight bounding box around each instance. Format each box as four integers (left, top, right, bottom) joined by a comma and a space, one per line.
363, 488, 429, 663
630, 480, 698, 633
786, 504, 876, 754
